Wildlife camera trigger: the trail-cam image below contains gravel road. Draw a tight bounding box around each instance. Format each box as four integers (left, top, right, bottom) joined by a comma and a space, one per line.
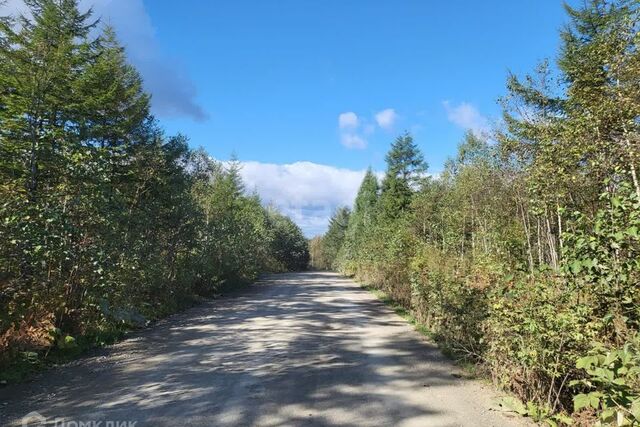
0, 272, 525, 426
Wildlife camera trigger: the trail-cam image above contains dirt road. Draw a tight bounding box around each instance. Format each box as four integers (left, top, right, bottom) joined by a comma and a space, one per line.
0, 272, 524, 426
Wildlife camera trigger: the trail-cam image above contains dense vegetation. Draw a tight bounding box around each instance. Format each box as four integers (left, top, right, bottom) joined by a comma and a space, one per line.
0, 0, 308, 380
313, 1, 640, 424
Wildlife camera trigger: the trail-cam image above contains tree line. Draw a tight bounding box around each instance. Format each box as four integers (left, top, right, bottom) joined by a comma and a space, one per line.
312, 1, 639, 424
0, 0, 309, 380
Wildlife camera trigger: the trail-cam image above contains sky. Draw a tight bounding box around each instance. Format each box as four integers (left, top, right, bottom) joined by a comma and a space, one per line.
2, 0, 574, 236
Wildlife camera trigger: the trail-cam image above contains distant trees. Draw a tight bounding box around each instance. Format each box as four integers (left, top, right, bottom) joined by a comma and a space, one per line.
310, 207, 350, 270
265, 208, 311, 272
0, 0, 308, 379
313, 0, 640, 423
308, 236, 327, 271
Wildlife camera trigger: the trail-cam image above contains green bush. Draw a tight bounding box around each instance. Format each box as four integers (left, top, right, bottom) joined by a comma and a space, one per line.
571, 335, 640, 426
486, 274, 600, 411
410, 245, 489, 360
0, 2, 309, 377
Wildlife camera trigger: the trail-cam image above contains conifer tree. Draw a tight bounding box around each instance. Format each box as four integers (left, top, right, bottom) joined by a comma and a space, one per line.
0, 0, 310, 366
378, 132, 427, 220
353, 168, 380, 225
385, 131, 428, 183
500, 0, 639, 268
338, 169, 378, 270
225, 153, 245, 197
75, 26, 150, 148
320, 207, 350, 269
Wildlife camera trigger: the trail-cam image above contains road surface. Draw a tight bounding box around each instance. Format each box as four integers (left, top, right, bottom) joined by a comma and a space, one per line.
1, 272, 524, 426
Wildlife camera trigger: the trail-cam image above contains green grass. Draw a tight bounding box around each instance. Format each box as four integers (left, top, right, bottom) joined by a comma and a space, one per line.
0, 325, 127, 385
359, 282, 481, 379
360, 284, 436, 339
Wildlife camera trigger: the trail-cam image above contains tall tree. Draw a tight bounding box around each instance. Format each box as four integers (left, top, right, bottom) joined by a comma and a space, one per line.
378, 132, 427, 220
320, 207, 351, 269
559, 0, 640, 198
0, 1, 310, 370
0, 0, 96, 198
339, 168, 378, 270
353, 168, 380, 225
74, 26, 150, 148
499, 0, 640, 269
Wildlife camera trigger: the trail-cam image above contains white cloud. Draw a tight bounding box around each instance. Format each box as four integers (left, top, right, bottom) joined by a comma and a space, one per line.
374, 108, 398, 130
336, 108, 400, 148
1, 0, 208, 121
340, 133, 367, 149
337, 111, 367, 149
338, 112, 359, 129
238, 161, 372, 237
443, 101, 489, 136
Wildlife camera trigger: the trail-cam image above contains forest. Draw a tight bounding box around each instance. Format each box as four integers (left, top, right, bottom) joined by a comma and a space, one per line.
1, 0, 640, 425
0, 0, 309, 381
312, 1, 640, 425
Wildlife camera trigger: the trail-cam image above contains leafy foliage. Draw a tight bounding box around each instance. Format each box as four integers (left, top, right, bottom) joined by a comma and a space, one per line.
310, 207, 350, 270
313, 1, 640, 424
0, 0, 308, 379
571, 335, 640, 426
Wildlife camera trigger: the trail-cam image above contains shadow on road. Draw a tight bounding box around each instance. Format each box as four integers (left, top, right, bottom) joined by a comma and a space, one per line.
0, 272, 517, 427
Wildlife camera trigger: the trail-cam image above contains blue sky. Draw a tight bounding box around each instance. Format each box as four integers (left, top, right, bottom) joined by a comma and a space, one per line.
147, 0, 570, 170
3, 0, 575, 235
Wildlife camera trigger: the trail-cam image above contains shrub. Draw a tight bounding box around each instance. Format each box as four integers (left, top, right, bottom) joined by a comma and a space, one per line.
571, 335, 640, 426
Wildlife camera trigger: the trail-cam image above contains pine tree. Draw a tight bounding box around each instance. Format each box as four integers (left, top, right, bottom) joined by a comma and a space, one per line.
321, 207, 351, 269
0, 0, 97, 198
559, 0, 640, 198
384, 132, 428, 184
339, 168, 378, 269
74, 26, 150, 148
378, 132, 427, 220
225, 153, 245, 197
499, 0, 639, 269
0, 0, 102, 332
353, 168, 379, 227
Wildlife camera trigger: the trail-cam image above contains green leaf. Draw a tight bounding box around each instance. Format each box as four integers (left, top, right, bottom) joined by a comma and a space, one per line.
612, 197, 621, 208
630, 399, 640, 422
576, 355, 597, 369
553, 414, 574, 425
600, 408, 615, 423
574, 393, 601, 411
570, 259, 582, 274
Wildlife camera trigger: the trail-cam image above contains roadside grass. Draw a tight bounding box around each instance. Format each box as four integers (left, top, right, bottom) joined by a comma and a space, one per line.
0, 326, 127, 385
356, 277, 574, 424
0, 281, 254, 386
359, 283, 481, 380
